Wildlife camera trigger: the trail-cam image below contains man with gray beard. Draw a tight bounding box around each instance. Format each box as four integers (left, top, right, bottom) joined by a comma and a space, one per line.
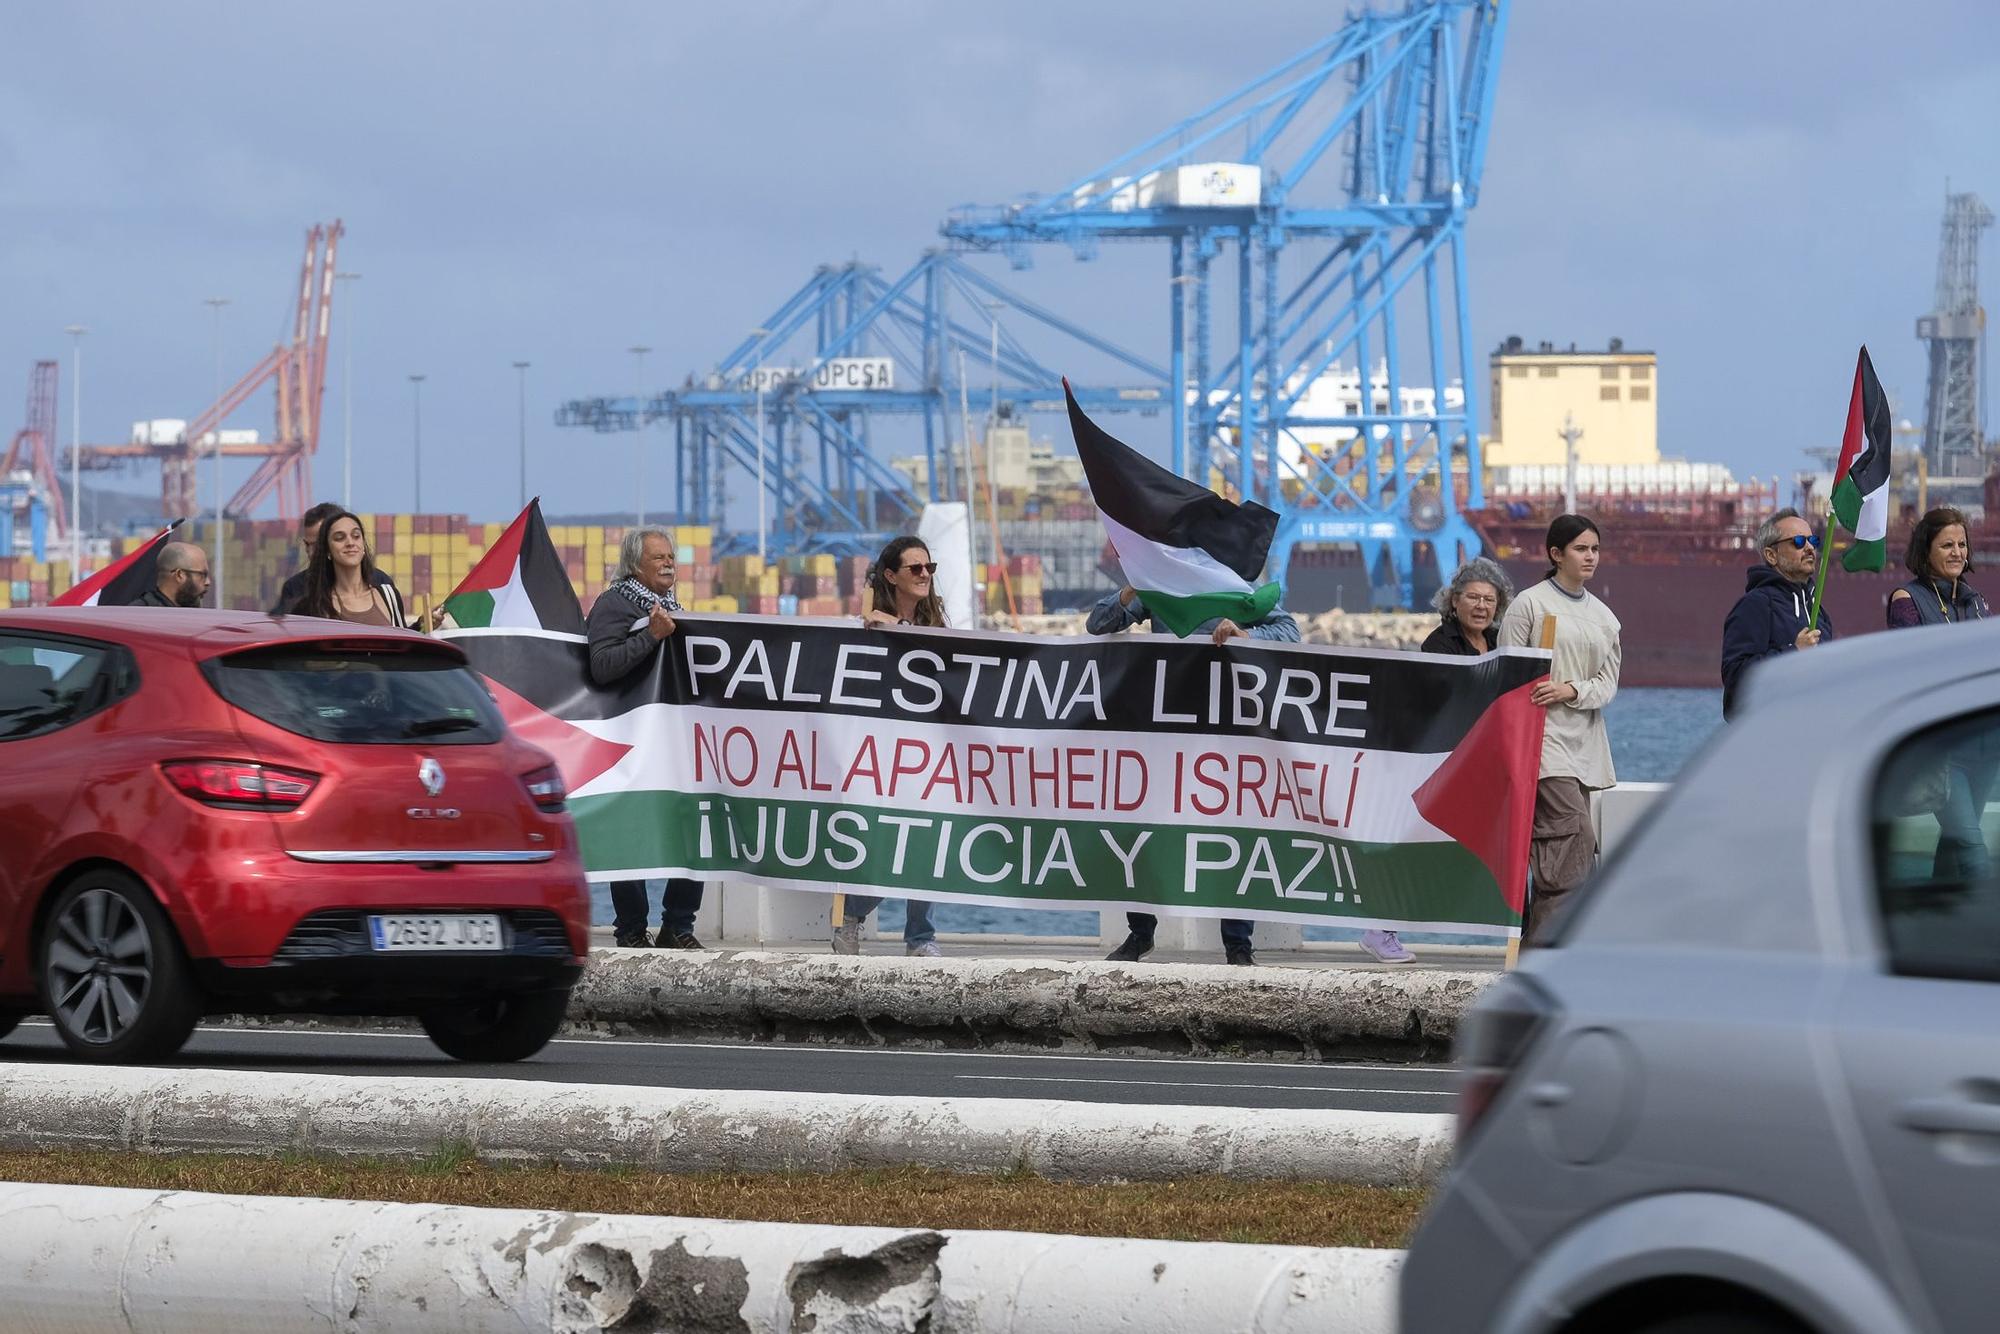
587, 524, 707, 949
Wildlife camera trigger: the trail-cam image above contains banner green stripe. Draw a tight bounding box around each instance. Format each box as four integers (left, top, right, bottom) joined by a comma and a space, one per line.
570, 789, 1519, 930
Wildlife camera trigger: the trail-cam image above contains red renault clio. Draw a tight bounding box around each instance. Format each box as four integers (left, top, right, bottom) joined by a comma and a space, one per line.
0, 608, 590, 1063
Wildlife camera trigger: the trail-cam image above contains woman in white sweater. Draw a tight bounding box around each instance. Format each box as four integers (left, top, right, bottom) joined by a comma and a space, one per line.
1497, 515, 1621, 943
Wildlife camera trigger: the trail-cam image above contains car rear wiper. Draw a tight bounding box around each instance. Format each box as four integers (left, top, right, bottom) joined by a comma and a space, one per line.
403, 715, 483, 736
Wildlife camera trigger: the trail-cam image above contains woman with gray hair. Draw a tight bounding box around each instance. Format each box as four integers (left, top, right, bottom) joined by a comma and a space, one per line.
1421, 556, 1514, 656
1351, 555, 1516, 965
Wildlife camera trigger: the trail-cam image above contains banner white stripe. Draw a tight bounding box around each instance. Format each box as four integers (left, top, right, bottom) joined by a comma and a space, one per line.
568, 703, 1455, 845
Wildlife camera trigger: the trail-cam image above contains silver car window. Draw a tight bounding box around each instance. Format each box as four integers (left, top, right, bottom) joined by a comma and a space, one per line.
1871, 708, 2000, 982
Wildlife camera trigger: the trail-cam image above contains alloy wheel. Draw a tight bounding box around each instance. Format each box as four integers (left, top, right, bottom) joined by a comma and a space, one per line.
45, 888, 155, 1045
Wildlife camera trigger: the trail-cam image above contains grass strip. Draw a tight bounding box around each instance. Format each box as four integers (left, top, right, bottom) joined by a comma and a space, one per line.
0, 1146, 1425, 1249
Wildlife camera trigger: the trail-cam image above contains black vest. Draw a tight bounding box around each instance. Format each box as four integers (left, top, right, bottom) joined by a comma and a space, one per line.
1902, 577, 1988, 626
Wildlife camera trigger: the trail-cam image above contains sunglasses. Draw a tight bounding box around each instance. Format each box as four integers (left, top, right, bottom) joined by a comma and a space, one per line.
1770, 535, 1820, 551
899, 562, 938, 575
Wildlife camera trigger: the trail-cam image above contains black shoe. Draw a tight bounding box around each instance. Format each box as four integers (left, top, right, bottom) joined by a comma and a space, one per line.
663, 931, 705, 950
612, 930, 651, 948
1105, 932, 1155, 962
1225, 945, 1257, 966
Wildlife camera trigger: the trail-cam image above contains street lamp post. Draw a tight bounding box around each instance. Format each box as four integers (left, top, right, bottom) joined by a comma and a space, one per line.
749, 327, 771, 560
409, 375, 426, 511
513, 362, 531, 511
203, 296, 230, 607
629, 346, 651, 526
336, 273, 360, 510
63, 325, 86, 578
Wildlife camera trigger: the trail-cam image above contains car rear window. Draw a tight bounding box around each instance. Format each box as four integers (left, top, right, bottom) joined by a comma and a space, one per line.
203, 646, 504, 746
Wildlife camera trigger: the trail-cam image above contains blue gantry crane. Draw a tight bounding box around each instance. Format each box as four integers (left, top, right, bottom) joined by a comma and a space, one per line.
944, 0, 1508, 601
558, 254, 1166, 555
562, 0, 1508, 599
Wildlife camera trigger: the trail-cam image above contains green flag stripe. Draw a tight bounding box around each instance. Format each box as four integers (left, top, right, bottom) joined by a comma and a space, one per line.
442, 589, 496, 628
1137, 582, 1284, 638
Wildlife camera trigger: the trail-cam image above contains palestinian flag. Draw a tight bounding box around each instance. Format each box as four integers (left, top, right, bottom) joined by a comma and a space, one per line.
1831, 347, 1891, 573
1064, 380, 1281, 637
441, 499, 584, 632
52, 521, 181, 607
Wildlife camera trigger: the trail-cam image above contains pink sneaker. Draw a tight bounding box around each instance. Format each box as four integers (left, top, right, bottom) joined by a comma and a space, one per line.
1360, 929, 1416, 963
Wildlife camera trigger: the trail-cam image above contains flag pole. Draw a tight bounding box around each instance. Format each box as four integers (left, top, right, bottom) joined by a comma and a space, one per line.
1806, 505, 1836, 632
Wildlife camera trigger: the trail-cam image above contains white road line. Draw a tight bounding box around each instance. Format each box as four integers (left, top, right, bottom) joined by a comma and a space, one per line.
10, 1020, 1456, 1078
952, 1074, 1455, 1096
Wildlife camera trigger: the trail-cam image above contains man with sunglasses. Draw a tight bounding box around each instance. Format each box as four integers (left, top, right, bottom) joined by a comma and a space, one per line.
1721, 508, 1835, 720
132, 542, 211, 609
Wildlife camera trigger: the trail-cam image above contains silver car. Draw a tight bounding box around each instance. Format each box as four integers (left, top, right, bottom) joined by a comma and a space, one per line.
1401, 623, 2000, 1334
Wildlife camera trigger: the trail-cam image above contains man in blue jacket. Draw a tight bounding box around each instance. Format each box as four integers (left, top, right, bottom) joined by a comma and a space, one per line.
1087, 584, 1300, 965
1721, 508, 1834, 721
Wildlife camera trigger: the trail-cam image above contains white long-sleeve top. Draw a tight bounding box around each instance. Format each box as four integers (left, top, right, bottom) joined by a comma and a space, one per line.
1498, 576, 1622, 790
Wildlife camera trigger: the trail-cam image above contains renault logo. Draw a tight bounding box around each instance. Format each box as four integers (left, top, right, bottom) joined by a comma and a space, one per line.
418, 757, 446, 797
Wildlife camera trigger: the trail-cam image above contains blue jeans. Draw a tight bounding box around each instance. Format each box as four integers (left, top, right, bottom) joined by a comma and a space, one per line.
842, 895, 936, 946
611, 878, 704, 938
1125, 912, 1253, 949
1934, 757, 1998, 881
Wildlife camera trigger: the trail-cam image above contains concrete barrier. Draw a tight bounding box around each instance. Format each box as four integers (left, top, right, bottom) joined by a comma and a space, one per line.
0, 1182, 1400, 1332
570, 952, 1490, 1060
0, 1062, 1454, 1187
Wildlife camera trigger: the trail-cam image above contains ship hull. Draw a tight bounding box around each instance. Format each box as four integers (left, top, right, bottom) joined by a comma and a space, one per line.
1278, 544, 1902, 688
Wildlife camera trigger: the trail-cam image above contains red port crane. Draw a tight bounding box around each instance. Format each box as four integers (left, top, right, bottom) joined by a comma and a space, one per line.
0, 360, 65, 538
77, 220, 344, 523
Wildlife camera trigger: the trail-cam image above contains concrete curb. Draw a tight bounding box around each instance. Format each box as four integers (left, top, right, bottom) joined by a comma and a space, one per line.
0, 1182, 1401, 1333
571, 951, 1492, 1060
0, 1062, 1454, 1187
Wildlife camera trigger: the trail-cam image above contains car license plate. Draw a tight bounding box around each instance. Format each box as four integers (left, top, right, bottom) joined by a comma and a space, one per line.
367, 914, 503, 952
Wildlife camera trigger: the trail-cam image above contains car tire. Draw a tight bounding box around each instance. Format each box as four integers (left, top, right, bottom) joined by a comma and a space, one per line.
39, 871, 201, 1063
418, 988, 570, 1062
0, 1012, 20, 1041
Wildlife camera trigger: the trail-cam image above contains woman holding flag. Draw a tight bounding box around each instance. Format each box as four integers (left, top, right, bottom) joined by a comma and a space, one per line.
1498, 515, 1622, 944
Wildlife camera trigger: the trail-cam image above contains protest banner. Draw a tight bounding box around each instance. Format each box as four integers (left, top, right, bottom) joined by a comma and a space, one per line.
444, 619, 1548, 935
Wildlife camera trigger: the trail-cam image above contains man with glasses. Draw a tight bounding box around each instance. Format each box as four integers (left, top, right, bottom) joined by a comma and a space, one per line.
1721, 507, 1835, 721
134, 542, 212, 609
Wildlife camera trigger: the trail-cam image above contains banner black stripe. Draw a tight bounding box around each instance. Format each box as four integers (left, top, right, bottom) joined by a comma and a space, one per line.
453, 621, 1549, 755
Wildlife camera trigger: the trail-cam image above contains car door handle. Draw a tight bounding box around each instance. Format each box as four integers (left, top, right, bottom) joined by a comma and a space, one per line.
1896, 1098, 2000, 1138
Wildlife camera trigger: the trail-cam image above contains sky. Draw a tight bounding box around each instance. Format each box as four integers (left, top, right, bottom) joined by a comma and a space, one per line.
4, 0, 1997, 533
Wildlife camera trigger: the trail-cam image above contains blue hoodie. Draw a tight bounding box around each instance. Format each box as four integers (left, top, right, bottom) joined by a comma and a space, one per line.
1721, 564, 1836, 720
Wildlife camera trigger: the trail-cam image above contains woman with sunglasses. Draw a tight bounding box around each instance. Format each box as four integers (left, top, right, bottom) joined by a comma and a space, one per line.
1720, 508, 1834, 722
834, 535, 945, 956
1887, 506, 1993, 879
859, 536, 945, 629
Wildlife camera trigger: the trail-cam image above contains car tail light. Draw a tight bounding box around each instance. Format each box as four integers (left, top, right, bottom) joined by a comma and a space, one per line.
162, 759, 320, 809
521, 763, 567, 812
1454, 972, 1558, 1145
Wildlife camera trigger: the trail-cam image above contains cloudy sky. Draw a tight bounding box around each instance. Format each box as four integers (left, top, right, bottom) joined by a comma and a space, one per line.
4, 1, 1996, 530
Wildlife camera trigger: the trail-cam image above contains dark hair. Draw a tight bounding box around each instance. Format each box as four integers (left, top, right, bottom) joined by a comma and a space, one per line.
1905, 506, 1976, 579
293, 510, 384, 617
300, 501, 343, 540
1543, 513, 1601, 579
869, 535, 946, 627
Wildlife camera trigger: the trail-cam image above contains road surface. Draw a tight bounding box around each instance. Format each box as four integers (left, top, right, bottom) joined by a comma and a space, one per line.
2, 1020, 1456, 1114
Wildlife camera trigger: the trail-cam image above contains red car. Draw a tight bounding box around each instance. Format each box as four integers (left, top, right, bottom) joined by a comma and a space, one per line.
0, 608, 590, 1063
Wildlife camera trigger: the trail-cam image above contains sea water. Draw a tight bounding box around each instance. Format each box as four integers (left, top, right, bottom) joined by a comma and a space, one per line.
588, 687, 1727, 938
